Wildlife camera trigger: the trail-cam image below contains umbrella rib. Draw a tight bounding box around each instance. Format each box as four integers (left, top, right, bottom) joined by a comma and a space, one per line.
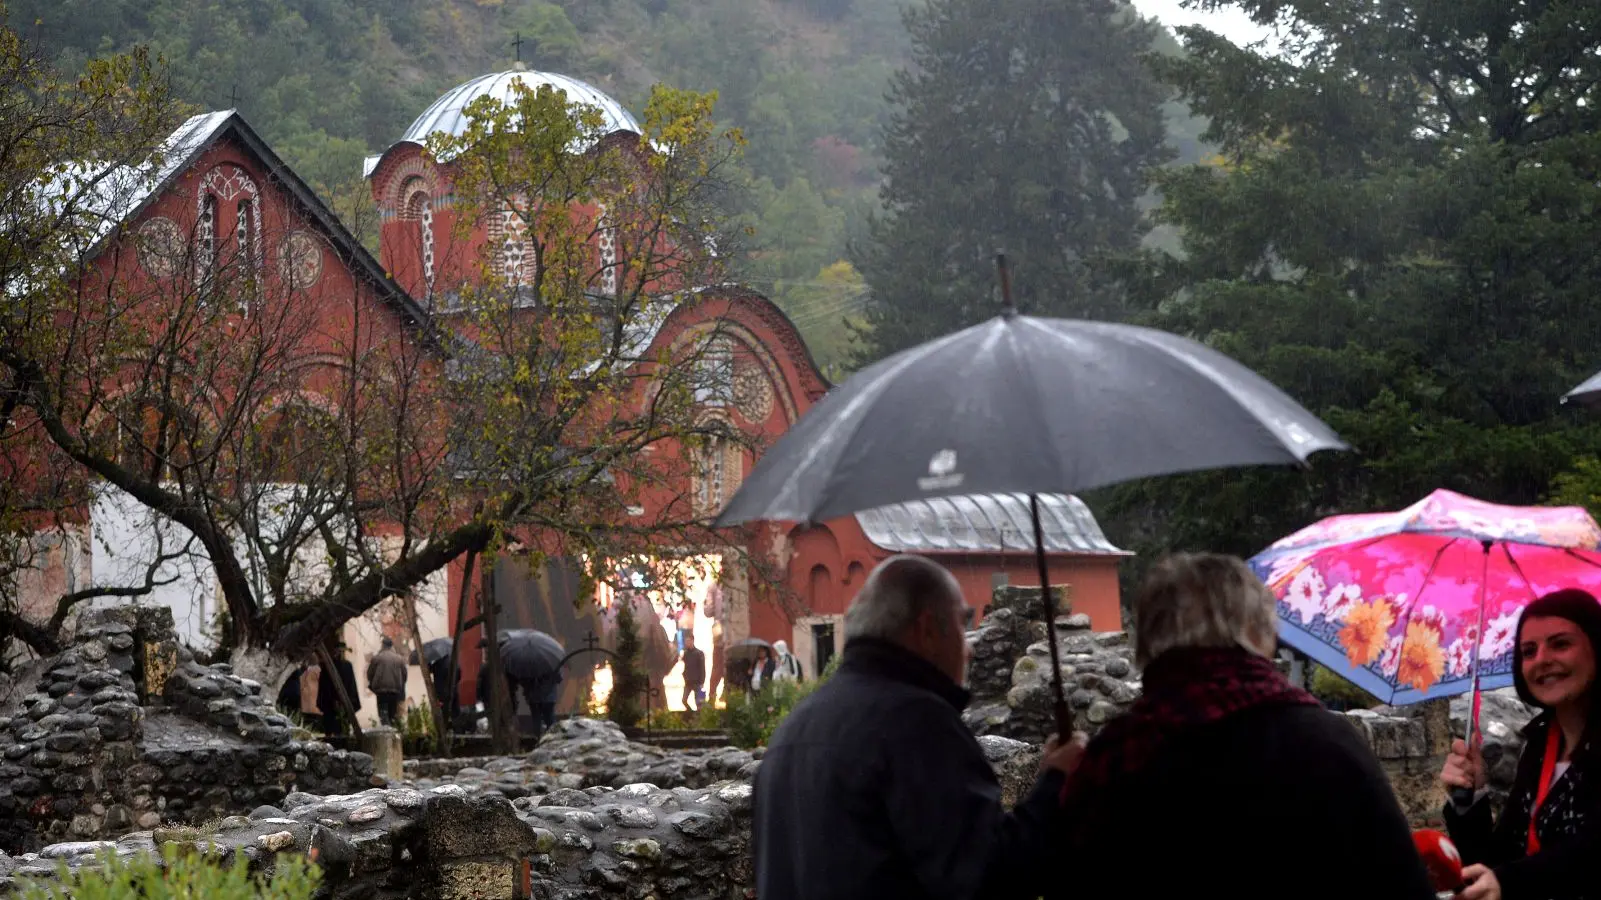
1386, 537, 1457, 693
1502, 543, 1543, 601
1561, 547, 1601, 572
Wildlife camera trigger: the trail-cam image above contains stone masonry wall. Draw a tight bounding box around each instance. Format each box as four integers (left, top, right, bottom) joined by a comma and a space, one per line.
0, 608, 372, 853
965, 586, 1140, 744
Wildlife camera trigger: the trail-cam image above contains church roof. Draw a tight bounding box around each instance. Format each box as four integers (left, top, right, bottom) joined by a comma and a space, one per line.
27, 109, 435, 342
364, 68, 642, 177
855, 493, 1127, 556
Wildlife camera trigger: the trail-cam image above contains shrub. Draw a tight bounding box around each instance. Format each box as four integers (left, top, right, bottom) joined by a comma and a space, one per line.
401, 703, 435, 755
724, 655, 840, 748
17, 845, 320, 900
1310, 664, 1381, 710
607, 602, 647, 730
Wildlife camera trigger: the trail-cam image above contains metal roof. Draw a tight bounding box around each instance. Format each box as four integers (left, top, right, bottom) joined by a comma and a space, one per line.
855, 493, 1126, 556
363, 69, 641, 178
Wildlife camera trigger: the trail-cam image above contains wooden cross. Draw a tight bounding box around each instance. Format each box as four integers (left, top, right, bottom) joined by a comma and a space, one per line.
228, 85, 240, 108
511, 32, 525, 63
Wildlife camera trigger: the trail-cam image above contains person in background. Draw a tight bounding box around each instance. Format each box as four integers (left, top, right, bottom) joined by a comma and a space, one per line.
1442, 588, 1601, 900
299, 660, 322, 719
366, 636, 408, 727
754, 554, 1085, 900
1049, 553, 1434, 900
681, 633, 707, 712
317, 642, 360, 737
773, 639, 804, 683
276, 664, 303, 716
750, 645, 777, 692
529, 667, 562, 742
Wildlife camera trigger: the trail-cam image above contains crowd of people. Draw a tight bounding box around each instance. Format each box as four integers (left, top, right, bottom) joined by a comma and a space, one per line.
753, 553, 1597, 900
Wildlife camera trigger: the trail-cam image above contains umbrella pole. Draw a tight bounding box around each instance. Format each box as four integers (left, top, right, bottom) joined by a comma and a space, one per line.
1030, 493, 1072, 738
1451, 540, 1494, 809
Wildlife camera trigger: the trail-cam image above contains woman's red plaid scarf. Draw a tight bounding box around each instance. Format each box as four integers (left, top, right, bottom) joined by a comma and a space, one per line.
1059, 646, 1320, 814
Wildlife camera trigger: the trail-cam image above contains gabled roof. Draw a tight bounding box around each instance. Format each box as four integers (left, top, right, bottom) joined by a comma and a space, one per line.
47, 109, 435, 342
855, 492, 1127, 556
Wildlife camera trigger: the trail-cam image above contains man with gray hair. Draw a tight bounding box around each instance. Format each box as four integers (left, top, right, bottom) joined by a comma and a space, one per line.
753, 554, 1085, 900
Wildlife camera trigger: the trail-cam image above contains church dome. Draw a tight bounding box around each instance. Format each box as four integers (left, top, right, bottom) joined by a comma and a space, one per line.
399, 68, 642, 146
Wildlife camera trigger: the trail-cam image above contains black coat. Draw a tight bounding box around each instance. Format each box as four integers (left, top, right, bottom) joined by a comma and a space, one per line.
753, 638, 1065, 900
1445, 712, 1599, 900
1048, 703, 1435, 900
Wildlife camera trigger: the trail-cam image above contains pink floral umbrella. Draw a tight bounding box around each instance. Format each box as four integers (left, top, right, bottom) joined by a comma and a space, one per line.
1248, 489, 1601, 711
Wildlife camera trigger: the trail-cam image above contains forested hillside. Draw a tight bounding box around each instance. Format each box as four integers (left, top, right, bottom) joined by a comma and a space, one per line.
15, 0, 1204, 375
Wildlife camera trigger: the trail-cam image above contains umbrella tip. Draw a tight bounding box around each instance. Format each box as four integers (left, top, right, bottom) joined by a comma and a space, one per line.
995, 253, 1017, 316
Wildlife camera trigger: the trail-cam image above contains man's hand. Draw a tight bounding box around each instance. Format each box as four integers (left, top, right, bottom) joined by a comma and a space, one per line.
1456, 864, 1500, 900
1039, 731, 1088, 776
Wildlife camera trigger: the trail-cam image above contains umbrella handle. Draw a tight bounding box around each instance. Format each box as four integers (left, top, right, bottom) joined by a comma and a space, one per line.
1449, 786, 1475, 808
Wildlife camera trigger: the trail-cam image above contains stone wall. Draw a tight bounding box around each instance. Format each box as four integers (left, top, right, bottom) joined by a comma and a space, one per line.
0, 608, 373, 853
964, 586, 1140, 744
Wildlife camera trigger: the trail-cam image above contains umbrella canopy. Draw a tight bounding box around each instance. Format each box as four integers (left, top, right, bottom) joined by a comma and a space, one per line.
497, 629, 565, 682
713, 312, 1346, 528
714, 283, 1344, 736
1564, 369, 1601, 406
725, 638, 772, 663
1249, 489, 1601, 706
411, 637, 453, 667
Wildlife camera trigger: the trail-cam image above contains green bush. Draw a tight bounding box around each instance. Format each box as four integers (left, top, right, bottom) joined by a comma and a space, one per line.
401, 702, 435, 755
724, 655, 840, 748
1310, 664, 1382, 710
17, 845, 320, 900
607, 603, 647, 731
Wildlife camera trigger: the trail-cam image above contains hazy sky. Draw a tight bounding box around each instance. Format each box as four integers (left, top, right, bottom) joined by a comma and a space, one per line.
1128, 0, 1273, 47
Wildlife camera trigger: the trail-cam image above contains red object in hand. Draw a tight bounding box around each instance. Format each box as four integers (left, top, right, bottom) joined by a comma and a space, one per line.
1413, 829, 1464, 893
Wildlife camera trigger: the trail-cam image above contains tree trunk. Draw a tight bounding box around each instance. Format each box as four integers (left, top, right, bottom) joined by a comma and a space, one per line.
440, 548, 478, 756
481, 562, 518, 754
403, 593, 442, 751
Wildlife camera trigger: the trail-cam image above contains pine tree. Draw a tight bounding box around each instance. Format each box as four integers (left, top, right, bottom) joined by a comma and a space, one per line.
853, 0, 1173, 361
607, 601, 647, 730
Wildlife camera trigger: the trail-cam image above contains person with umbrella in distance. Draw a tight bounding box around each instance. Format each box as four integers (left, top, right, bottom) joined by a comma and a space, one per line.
499, 630, 565, 741
1440, 589, 1601, 900
753, 555, 1086, 900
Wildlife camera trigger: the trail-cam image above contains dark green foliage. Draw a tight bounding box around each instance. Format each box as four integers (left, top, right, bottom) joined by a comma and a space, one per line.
607, 601, 647, 730
853, 0, 1177, 361
1097, 0, 1601, 568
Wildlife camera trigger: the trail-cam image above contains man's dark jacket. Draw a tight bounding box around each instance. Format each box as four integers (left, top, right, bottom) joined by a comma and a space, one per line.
753, 637, 1064, 900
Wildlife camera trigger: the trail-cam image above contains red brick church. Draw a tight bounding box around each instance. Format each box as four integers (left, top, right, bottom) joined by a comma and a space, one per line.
12, 65, 1125, 720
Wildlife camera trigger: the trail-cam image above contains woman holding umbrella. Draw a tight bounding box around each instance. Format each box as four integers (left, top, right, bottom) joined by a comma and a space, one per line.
1441, 589, 1601, 900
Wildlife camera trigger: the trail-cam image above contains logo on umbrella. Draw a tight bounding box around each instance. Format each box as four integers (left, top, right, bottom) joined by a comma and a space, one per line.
917, 449, 964, 491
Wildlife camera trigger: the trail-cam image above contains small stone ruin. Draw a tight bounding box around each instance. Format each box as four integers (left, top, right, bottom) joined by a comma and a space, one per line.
0, 606, 373, 853
964, 585, 1140, 743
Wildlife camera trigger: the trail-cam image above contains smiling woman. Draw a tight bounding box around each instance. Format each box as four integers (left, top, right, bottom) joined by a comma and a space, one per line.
1442, 589, 1601, 900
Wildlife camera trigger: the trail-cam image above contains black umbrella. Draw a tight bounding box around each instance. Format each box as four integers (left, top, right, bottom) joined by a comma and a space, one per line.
1564, 370, 1601, 406
725, 637, 772, 663
714, 257, 1347, 735
410, 637, 453, 667
497, 629, 565, 682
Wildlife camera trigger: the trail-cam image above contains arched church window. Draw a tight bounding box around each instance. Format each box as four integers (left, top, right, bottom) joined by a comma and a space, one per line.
694, 336, 736, 408
195, 165, 261, 295
696, 435, 728, 515
401, 178, 435, 289
195, 194, 218, 285
692, 424, 743, 517
237, 197, 262, 300
501, 205, 529, 287
597, 207, 618, 297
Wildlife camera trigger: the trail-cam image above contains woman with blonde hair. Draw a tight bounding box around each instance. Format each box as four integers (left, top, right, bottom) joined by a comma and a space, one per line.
1050, 553, 1434, 900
